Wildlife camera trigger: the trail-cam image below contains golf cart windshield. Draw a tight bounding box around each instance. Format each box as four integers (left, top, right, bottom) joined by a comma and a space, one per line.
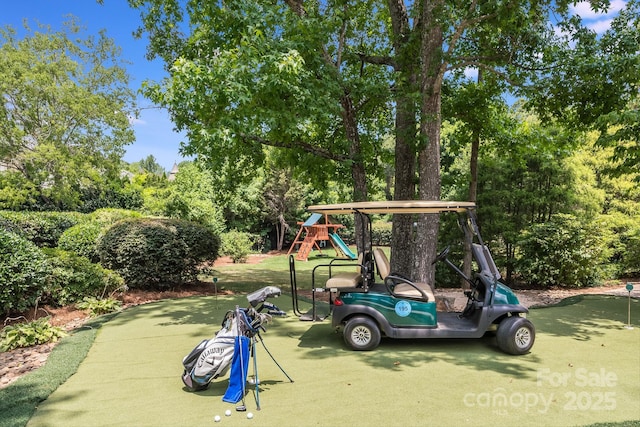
307, 200, 475, 215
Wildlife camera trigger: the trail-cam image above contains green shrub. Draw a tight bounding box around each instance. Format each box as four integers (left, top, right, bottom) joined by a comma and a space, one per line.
617, 226, 640, 277
0, 317, 66, 351
57, 222, 103, 262
601, 212, 640, 278
372, 221, 393, 246
79, 184, 144, 213
338, 221, 392, 247
57, 209, 141, 262
96, 218, 220, 289
221, 230, 255, 263
76, 296, 122, 317
0, 230, 50, 315
88, 208, 142, 227
516, 214, 608, 288
42, 248, 124, 306
0, 211, 85, 247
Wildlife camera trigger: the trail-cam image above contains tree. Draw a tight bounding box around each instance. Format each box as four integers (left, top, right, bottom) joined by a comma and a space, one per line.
384, 0, 638, 283
0, 18, 136, 211
371, 0, 578, 282
441, 74, 511, 283
128, 0, 630, 284
128, 0, 394, 253
130, 155, 166, 176
523, 0, 639, 179
261, 166, 308, 251
161, 162, 226, 234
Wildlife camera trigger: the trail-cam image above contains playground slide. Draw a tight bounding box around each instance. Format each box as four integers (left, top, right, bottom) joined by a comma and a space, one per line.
329, 233, 357, 260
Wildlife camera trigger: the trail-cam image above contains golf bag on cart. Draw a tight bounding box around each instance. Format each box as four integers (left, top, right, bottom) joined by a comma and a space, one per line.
180, 286, 284, 393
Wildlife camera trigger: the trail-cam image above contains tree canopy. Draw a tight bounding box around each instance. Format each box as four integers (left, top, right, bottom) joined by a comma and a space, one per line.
128, 0, 638, 282
0, 18, 136, 210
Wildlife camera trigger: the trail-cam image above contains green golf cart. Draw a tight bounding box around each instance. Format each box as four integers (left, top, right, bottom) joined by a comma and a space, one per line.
289, 201, 535, 355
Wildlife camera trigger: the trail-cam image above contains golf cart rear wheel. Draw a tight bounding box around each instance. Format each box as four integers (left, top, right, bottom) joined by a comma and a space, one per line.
343, 316, 381, 351
497, 316, 535, 355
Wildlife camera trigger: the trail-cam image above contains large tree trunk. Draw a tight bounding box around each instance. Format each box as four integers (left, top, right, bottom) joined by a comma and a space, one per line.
388, 0, 418, 274
276, 214, 288, 251
462, 69, 483, 288
414, 0, 444, 284
414, 95, 441, 284
461, 130, 479, 288
391, 104, 417, 274
342, 92, 369, 254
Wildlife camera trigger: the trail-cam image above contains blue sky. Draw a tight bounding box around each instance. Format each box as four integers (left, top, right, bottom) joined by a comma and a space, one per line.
3, 0, 188, 172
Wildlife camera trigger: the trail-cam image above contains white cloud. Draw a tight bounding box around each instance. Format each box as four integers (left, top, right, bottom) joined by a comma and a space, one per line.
129, 116, 147, 126
569, 0, 626, 34
588, 17, 615, 33
464, 67, 478, 81
570, 0, 626, 19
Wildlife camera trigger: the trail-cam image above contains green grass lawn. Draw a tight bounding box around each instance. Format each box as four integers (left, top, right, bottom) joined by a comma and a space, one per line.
1, 253, 638, 427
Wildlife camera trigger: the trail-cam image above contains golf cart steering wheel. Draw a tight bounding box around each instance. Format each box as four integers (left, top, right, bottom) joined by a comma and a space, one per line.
432, 246, 450, 264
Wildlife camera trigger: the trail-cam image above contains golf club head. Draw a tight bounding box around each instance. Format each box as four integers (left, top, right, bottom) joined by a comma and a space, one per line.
261, 301, 287, 316
247, 286, 282, 307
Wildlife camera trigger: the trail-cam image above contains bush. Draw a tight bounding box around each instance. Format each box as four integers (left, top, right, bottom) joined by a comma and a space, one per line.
42, 248, 124, 306
79, 184, 144, 213
76, 296, 122, 317
57, 222, 103, 262
372, 221, 393, 246
58, 209, 142, 261
0, 317, 66, 351
221, 230, 255, 263
620, 227, 640, 277
337, 221, 392, 247
0, 211, 85, 247
0, 230, 50, 315
88, 208, 142, 227
601, 212, 640, 278
516, 214, 608, 288
96, 218, 220, 289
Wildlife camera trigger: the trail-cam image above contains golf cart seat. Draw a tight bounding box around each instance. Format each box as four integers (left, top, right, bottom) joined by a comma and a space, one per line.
325, 253, 364, 289
373, 248, 435, 302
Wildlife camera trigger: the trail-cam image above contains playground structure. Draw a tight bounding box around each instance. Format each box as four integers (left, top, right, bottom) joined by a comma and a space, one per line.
287, 213, 356, 261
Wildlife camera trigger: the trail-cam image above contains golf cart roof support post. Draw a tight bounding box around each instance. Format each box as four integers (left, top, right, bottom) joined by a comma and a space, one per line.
466, 209, 502, 298
467, 209, 485, 247
355, 209, 374, 281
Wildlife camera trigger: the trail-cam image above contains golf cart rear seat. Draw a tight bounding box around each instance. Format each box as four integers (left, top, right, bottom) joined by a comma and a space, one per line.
373, 248, 435, 302
325, 253, 364, 289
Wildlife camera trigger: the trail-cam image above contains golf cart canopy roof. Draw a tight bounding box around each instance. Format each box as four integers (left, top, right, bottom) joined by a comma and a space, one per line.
307, 200, 476, 215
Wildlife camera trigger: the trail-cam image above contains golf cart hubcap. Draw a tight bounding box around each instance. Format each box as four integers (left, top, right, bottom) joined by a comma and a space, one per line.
351, 326, 371, 345
515, 327, 531, 348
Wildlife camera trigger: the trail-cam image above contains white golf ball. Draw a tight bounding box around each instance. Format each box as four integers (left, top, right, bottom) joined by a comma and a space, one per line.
225, 409, 231, 417
214, 415, 221, 422
247, 412, 254, 419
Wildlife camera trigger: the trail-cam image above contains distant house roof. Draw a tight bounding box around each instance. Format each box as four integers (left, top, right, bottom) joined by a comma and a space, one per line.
168, 163, 179, 181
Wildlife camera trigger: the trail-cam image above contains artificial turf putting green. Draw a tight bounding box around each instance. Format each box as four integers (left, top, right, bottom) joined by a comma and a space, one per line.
25, 294, 639, 427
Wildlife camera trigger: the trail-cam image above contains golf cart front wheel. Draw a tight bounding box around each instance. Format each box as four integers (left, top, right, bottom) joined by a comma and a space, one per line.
343, 317, 381, 351
497, 316, 535, 355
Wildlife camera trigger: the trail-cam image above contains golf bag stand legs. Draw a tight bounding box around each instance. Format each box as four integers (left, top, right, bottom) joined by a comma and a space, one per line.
248, 331, 294, 411
250, 338, 260, 411
256, 332, 294, 383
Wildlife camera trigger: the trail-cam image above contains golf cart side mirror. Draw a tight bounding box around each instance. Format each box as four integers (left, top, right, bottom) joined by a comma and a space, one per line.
247, 286, 282, 307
